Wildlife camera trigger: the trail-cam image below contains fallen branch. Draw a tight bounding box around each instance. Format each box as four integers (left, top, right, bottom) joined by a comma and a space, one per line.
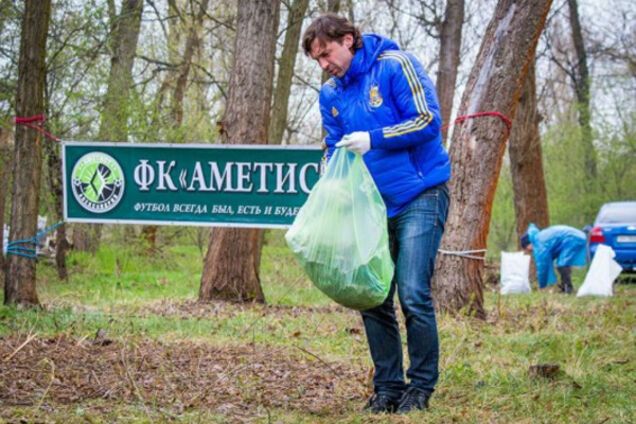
294, 345, 339, 377
35, 357, 55, 410
4, 332, 37, 362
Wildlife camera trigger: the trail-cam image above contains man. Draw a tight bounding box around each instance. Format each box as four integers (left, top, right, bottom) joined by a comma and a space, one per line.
302, 14, 451, 414
521, 223, 587, 293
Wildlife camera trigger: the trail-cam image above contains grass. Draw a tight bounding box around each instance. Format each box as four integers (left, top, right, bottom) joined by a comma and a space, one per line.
1, 229, 635, 423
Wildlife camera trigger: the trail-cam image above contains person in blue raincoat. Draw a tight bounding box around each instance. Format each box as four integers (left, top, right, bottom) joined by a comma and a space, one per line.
520, 223, 587, 293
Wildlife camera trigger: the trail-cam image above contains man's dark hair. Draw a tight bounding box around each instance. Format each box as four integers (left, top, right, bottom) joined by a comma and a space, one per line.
302, 13, 363, 56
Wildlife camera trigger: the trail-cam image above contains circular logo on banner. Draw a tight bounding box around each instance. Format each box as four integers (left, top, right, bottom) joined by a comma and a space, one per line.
71, 152, 125, 213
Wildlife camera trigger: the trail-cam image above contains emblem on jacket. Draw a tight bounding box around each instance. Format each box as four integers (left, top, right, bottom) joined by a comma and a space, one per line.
369, 85, 383, 107
331, 106, 339, 117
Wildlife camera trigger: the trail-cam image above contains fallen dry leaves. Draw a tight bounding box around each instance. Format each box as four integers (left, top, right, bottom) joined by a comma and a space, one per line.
0, 333, 368, 416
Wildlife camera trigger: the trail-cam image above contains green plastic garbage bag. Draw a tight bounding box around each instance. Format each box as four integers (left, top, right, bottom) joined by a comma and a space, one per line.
285, 148, 394, 310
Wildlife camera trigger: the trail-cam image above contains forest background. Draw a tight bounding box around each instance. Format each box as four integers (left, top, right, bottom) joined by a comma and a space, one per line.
0, 0, 635, 422
0, 0, 634, 253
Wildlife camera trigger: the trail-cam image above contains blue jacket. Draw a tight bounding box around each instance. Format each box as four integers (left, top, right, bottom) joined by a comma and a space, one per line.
527, 224, 588, 288
320, 34, 451, 217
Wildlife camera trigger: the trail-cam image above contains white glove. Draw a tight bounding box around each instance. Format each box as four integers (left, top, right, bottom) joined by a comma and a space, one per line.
335, 131, 371, 155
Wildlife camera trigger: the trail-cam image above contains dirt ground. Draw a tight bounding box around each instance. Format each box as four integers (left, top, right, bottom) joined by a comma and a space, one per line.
0, 333, 368, 418
140, 299, 350, 319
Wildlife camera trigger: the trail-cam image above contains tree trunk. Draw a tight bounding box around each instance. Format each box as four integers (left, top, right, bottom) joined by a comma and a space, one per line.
321, 0, 341, 84
269, 0, 309, 145
53, 223, 70, 279
171, 0, 209, 128
325, 0, 341, 14
140, 0, 210, 253
566, 0, 596, 179
100, 0, 144, 142
71, 225, 97, 253
74, 0, 144, 253
433, 0, 552, 318
436, 0, 464, 145
4, 0, 51, 306
140, 224, 158, 254
0, 129, 13, 274
42, 61, 69, 279
43, 129, 69, 280
320, 0, 342, 143
509, 62, 549, 241
199, 0, 279, 303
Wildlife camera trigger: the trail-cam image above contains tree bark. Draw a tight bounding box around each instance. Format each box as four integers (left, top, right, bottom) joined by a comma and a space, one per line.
171, 0, 210, 128
566, 0, 596, 179
321, 0, 341, 84
4, 0, 51, 306
325, 0, 341, 14
508, 62, 549, 241
0, 129, 13, 274
75, 0, 144, 253
269, 0, 309, 145
199, 0, 279, 303
43, 127, 69, 280
436, 0, 464, 145
433, 0, 552, 318
100, 0, 144, 142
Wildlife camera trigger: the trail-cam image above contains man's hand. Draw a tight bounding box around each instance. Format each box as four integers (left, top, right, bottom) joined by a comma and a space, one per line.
335, 131, 371, 155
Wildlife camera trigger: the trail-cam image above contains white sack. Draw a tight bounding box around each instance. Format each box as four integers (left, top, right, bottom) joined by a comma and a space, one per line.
577, 244, 622, 297
2, 224, 8, 255
500, 251, 531, 294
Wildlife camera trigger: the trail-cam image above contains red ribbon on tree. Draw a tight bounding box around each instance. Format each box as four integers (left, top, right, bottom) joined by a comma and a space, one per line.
13, 114, 60, 142
442, 111, 512, 134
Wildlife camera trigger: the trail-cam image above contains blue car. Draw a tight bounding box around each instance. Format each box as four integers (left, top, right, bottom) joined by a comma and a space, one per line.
588, 201, 636, 272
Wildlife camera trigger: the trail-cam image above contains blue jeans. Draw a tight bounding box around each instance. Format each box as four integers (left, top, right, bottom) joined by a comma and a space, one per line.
361, 183, 449, 399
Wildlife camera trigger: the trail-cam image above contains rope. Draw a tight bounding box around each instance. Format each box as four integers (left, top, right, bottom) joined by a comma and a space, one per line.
13, 114, 61, 142
6, 221, 63, 260
438, 248, 487, 261
442, 111, 513, 134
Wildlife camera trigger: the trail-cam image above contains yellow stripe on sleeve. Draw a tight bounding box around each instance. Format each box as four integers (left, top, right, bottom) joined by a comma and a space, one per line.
378, 52, 433, 139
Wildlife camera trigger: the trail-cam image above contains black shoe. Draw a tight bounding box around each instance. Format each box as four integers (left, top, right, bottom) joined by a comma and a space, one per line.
396, 387, 431, 414
363, 393, 399, 413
